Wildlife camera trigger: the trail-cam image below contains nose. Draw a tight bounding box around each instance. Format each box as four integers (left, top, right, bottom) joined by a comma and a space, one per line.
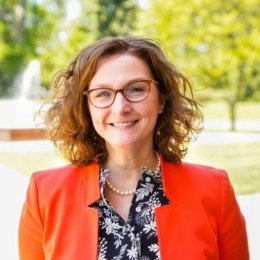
111, 92, 132, 114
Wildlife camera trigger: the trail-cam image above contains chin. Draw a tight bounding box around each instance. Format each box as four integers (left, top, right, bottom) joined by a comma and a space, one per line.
107, 138, 139, 148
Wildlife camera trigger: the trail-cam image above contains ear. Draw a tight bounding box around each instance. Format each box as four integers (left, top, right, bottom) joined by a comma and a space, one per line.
159, 99, 165, 114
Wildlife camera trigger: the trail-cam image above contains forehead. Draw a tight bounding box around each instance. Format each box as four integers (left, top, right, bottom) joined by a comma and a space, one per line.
90, 54, 153, 86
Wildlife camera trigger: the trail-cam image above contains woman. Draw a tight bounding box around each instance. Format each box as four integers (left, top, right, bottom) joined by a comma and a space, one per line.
19, 37, 249, 260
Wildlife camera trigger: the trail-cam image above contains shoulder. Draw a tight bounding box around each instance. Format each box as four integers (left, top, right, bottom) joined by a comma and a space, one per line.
175, 162, 229, 192
162, 160, 228, 182
178, 162, 227, 180
161, 160, 233, 202
30, 164, 79, 192
33, 163, 99, 184
28, 163, 100, 199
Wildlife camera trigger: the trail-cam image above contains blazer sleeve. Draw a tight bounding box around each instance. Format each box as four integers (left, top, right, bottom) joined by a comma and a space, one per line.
19, 173, 45, 260
218, 170, 249, 260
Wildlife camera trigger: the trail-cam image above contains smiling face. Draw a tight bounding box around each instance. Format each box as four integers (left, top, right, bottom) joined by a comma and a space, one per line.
88, 54, 163, 151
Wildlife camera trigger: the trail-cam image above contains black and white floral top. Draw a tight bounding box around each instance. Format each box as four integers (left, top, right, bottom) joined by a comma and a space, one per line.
90, 166, 169, 260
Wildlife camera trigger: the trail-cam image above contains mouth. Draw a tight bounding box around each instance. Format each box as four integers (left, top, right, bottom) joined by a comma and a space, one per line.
110, 120, 138, 128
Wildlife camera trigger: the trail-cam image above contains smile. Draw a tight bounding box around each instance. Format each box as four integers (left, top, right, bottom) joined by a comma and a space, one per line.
110, 120, 138, 128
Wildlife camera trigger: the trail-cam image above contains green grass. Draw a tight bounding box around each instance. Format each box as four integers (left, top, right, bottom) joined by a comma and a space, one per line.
201, 101, 260, 120
185, 142, 260, 195
0, 150, 65, 175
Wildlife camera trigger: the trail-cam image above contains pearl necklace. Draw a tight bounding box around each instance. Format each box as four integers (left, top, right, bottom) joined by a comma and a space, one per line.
105, 151, 160, 196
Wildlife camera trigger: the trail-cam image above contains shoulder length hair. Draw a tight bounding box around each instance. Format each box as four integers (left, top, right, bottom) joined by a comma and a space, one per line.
44, 37, 203, 165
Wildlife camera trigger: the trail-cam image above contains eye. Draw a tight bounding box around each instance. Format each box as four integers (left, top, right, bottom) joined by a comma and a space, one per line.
92, 89, 113, 98
126, 83, 146, 95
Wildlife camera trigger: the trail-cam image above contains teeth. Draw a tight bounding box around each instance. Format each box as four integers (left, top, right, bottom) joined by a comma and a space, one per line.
112, 121, 135, 127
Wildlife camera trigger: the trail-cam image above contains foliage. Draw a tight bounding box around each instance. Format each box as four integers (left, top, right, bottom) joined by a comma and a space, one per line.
94, 0, 138, 38
137, 0, 260, 129
0, 0, 66, 96
40, 0, 138, 88
0, 0, 138, 96
2, 0, 259, 131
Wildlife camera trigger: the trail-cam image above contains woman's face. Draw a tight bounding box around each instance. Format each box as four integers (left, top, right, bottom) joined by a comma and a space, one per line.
88, 54, 163, 150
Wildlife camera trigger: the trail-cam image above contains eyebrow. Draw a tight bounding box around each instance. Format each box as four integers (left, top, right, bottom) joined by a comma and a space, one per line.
89, 77, 149, 90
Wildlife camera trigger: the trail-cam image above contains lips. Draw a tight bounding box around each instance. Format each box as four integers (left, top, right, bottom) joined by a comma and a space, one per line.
110, 120, 138, 128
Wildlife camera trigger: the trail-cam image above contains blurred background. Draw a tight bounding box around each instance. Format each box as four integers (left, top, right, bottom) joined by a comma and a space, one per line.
0, 0, 259, 259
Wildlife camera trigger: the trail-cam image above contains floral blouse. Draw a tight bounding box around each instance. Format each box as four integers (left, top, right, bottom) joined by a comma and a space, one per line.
90, 166, 169, 260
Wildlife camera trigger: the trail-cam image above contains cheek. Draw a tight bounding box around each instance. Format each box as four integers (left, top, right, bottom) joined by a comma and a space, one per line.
89, 108, 105, 130
90, 116, 102, 137
147, 95, 162, 115
89, 105, 100, 120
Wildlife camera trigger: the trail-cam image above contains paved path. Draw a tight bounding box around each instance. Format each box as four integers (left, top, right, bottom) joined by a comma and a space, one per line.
204, 119, 260, 132
237, 193, 260, 260
195, 131, 260, 144
0, 165, 29, 260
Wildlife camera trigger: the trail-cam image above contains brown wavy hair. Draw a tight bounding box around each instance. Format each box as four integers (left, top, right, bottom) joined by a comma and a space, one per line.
44, 37, 203, 165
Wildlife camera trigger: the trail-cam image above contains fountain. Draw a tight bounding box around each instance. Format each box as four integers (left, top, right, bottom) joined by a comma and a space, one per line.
0, 60, 48, 141
17, 60, 42, 100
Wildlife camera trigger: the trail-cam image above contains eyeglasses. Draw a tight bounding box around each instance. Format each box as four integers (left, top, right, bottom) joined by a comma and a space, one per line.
83, 79, 158, 108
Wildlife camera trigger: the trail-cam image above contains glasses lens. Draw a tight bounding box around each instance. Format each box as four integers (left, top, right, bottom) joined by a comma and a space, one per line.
124, 81, 149, 102
87, 80, 152, 108
89, 88, 114, 108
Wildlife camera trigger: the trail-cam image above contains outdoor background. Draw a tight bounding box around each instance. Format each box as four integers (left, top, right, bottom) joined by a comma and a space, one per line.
0, 0, 259, 259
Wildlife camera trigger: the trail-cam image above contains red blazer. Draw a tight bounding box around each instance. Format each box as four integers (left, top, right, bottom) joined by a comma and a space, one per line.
19, 158, 249, 260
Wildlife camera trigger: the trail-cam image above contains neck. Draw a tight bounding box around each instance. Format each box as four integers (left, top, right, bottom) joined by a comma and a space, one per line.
104, 145, 158, 174
104, 148, 161, 196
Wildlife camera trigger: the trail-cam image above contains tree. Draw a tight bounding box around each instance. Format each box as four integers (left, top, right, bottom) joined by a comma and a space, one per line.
137, 0, 260, 130
95, 0, 138, 38
0, 0, 65, 96
0, 0, 139, 96
0, 0, 27, 96
40, 0, 138, 88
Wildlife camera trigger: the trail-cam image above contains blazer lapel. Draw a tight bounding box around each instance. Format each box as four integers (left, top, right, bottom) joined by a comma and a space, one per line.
81, 163, 101, 205
156, 160, 213, 260
78, 163, 101, 260
154, 159, 176, 259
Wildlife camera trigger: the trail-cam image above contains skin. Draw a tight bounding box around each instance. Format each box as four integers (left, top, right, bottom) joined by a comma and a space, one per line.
88, 54, 163, 221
